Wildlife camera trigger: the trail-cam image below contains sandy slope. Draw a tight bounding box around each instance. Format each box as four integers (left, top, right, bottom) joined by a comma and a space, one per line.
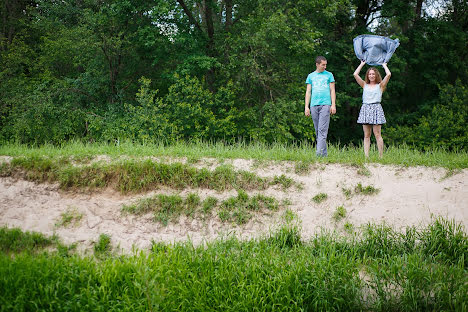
0, 157, 466, 253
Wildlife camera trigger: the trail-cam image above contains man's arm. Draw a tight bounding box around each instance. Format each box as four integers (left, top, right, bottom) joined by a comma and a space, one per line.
330, 82, 336, 115
304, 84, 311, 116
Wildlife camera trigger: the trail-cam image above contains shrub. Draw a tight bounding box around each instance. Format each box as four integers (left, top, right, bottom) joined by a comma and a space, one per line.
386, 80, 468, 151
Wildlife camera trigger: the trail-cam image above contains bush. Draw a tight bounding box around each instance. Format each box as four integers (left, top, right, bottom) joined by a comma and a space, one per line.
255, 98, 315, 144
162, 74, 216, 140
2, 81, 86, 144
386, 80, 468, 151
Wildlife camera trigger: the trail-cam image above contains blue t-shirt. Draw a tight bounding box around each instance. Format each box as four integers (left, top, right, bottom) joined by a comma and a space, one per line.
305, 70, 335, 106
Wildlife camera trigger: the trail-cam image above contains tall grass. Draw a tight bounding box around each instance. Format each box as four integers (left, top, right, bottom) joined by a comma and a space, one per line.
1, 140, 467, 168
0, 227, 54, 253
0, 218, 466, 311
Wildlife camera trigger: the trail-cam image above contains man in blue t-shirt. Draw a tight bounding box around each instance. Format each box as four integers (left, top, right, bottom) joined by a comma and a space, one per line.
304, 56, 336, 157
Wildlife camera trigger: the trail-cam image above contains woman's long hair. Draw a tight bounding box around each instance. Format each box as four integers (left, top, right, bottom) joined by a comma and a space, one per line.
365, 67, 386, 92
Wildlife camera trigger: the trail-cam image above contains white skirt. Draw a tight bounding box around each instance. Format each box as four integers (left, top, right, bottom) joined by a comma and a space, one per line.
357, 103, 386, 125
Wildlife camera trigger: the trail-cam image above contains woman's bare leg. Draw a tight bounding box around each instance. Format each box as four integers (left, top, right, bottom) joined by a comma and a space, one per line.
363, 125, 372, 158
373, 125, 384, 158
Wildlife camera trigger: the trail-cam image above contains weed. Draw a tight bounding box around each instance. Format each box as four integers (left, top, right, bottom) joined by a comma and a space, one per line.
271, 174, 294, 189
283, 208, 297, 223
186, 156, 200, 164
122, 197, 156, 215
218, 209, 230, 222
123, 194, 187, 225
232, 209, 250, 225
295, 182, 305, 191
94, 233, 111, 255
357, 165, 371, 177
252, 159, 267, 169
55, 241, 78, 257
55, 206, 83, 228
153, 195, 184, 225
268, 225, 302, 248
249, 194, 279, 211
440, 168, 462, 181
185, 193, 200, 217
202, 196, 218, 215
236, 189, 249, 203
333, 206, 347, 222
218, 191, 282, 225
150, 240, 168, 253
312, 193, 328, 204
344, 222, 354, 233
342, 187, 353, 199
355, 183, 380, 195
294, 161, 310, 174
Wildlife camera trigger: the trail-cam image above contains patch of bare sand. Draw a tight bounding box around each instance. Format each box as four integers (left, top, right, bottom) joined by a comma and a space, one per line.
0, 161, 466, 253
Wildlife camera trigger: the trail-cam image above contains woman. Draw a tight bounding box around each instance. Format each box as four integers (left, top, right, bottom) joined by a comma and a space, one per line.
353, 60, 391, 158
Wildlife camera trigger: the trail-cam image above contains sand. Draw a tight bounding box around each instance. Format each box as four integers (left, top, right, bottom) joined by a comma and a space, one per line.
0, 157, 466, 253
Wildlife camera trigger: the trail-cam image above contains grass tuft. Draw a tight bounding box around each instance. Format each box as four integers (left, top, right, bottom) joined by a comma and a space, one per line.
342, 187, 353, 199
270, 174, 294, 189
268, 225, 302, 249
55, 206, 83, 228
218, 190, 282, 225
333, 206, 347, 222
202, 196, 218, 216
312, 192, 328, 204
344, 222, 354, 233
356, 165, 371, 177
440, 168, 462, 181
94, 233, 112, 256
294, 161, 310, 174
354, 183, 380, 195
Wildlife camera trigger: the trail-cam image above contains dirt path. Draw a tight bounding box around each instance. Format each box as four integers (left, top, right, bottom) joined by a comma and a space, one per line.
1, 159, 467, 253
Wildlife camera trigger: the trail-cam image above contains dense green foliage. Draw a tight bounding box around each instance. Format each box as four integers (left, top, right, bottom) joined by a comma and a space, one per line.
0, 218, 466, 311
1, 0, 466, 149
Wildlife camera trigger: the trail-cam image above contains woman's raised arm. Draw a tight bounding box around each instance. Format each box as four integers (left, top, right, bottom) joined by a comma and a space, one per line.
353, 60, 366, 88
380, 63, 392, 90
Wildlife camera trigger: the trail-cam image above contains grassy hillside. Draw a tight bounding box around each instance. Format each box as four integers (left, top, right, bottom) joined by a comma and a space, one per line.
1, 141, 467, 168
0, 142, 467, 310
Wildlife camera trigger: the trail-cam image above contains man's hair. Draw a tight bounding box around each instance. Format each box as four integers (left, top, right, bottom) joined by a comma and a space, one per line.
315, 56, 327, 64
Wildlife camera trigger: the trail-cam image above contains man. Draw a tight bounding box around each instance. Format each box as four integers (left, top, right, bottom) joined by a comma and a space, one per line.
304, 56, 336, 157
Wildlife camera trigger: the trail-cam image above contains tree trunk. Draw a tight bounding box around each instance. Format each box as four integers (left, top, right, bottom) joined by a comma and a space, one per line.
415, 0, 423, 19
354, 0, 370, 31
225, 0, 233, 31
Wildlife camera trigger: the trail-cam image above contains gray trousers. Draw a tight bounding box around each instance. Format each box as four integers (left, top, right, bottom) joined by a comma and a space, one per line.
310, 105, 330, 156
